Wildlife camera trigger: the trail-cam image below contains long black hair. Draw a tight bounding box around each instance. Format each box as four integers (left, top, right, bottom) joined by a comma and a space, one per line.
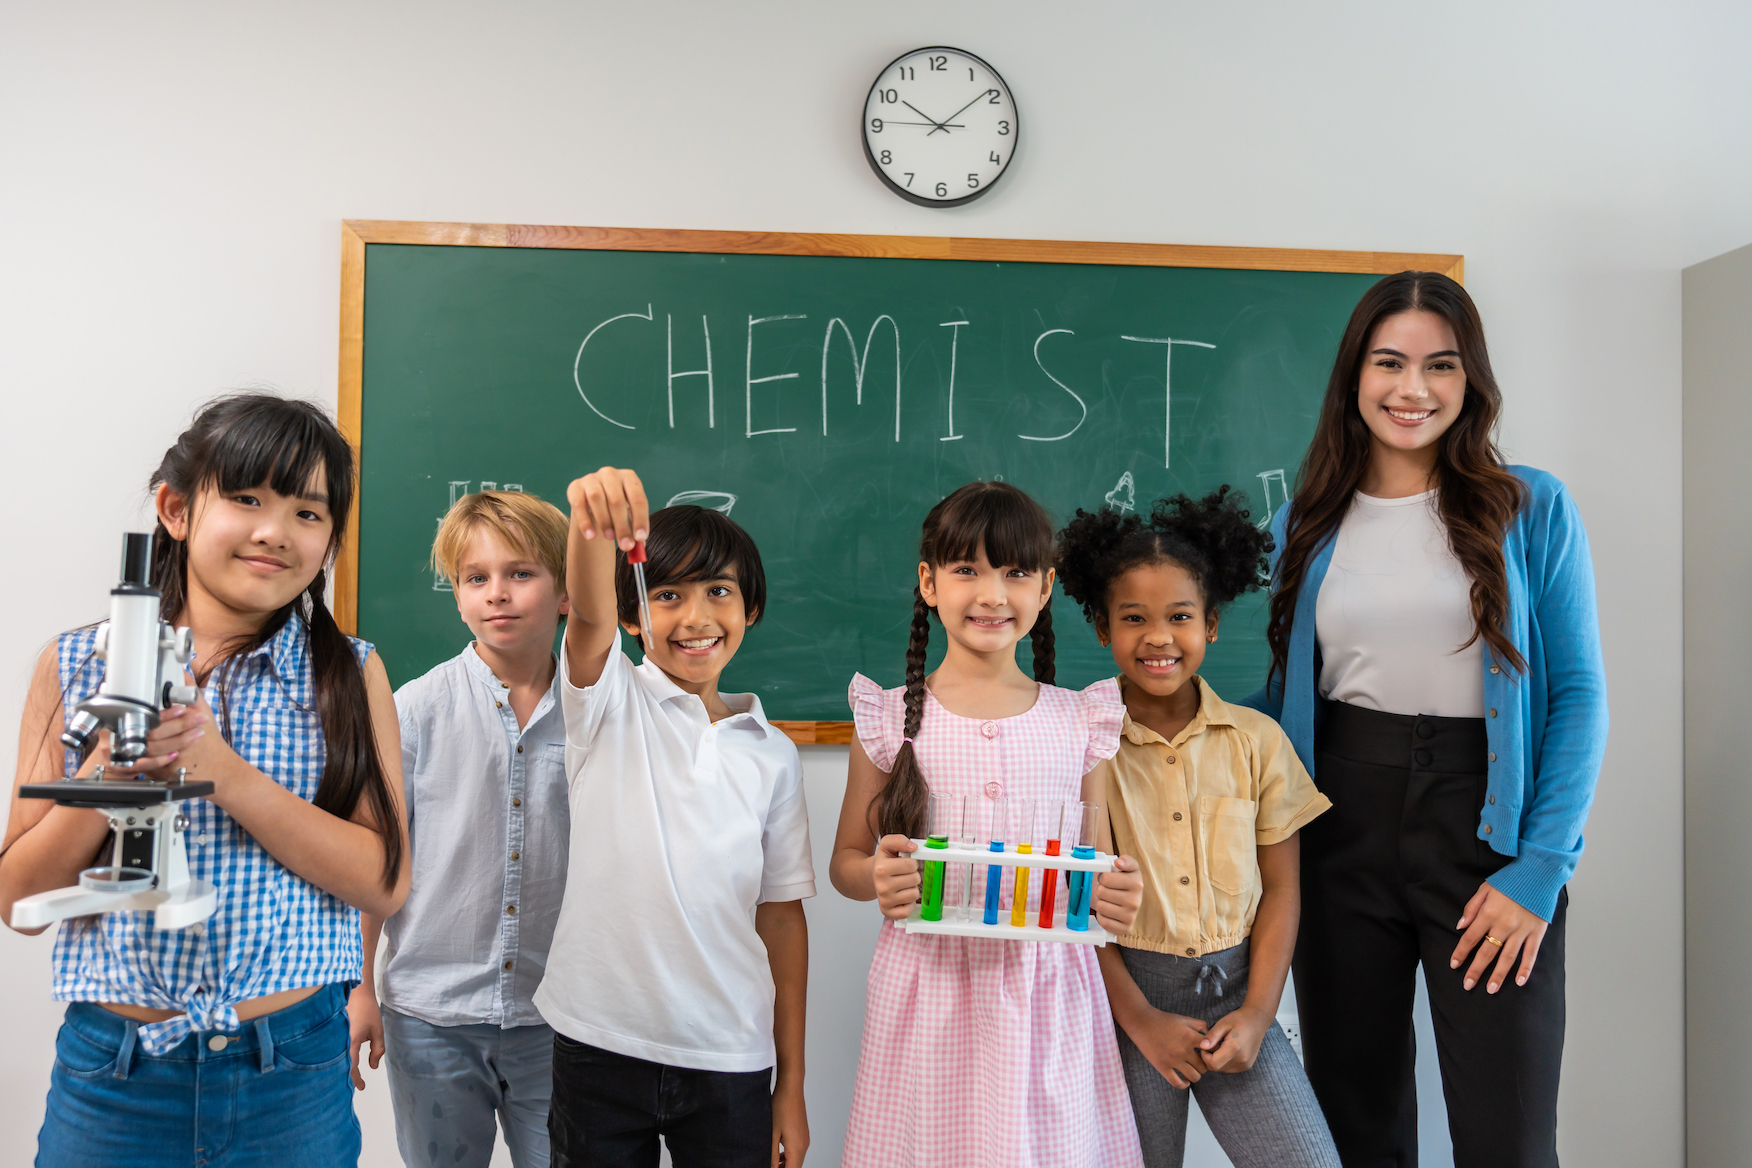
1057, 486, 1273, 628
1268, 271, 1526, 692
874, 481, 1056, 840
151, 393, 401, 889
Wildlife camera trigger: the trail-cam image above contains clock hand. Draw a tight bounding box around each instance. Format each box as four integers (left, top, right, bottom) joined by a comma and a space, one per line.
880, 120, 966, 129
901, 101, 949, 132
927, 90, 999, 135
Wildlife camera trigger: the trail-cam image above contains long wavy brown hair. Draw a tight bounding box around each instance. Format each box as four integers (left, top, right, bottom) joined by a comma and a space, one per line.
1267, 271, 1527, 692
873, 481, 1056, 841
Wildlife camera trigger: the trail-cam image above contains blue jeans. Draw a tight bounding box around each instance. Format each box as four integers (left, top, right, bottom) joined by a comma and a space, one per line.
382, 1007, 554, 1168
37, 983, 360, 1167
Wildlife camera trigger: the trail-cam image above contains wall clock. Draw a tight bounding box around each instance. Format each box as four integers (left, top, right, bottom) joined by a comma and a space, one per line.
862, 47, 1017, 207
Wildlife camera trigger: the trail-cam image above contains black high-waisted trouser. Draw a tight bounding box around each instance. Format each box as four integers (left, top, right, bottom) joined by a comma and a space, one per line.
1295, 701, 1566, 1168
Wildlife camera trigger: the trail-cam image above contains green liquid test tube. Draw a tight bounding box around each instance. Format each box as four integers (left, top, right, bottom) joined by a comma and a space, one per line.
921, 793, 954, 921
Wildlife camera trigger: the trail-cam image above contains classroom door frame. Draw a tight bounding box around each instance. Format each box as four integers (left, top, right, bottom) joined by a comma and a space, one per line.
335, 220, 1462, 744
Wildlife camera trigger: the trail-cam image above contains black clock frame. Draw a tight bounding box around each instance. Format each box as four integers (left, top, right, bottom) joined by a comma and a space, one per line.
861, 46, 1018, 209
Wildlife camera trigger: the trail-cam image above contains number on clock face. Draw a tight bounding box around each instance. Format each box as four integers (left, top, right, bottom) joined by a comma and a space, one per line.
862, 47, 1017, 207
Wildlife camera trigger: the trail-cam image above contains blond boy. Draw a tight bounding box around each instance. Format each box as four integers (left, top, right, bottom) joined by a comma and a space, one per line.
349, 490, 571, 1168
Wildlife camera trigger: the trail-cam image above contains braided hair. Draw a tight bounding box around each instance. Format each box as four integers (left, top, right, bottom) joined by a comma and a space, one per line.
873, 481, 1056, 840
1056, 485, 1273, 635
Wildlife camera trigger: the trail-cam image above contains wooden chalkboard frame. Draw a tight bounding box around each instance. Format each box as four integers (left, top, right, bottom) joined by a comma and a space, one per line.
335, 220, 1462, 745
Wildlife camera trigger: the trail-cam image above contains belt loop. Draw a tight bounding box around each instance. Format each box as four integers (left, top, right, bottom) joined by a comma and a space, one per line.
254, 1016, 275, 1072
112, 1018, 139, 1080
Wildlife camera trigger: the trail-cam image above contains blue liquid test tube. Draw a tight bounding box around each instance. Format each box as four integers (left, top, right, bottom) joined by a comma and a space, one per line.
983, 795, 1008, 926
1066, 801, 1101, 932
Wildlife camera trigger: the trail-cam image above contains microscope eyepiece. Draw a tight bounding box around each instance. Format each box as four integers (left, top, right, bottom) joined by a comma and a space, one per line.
119, 532, 154, 588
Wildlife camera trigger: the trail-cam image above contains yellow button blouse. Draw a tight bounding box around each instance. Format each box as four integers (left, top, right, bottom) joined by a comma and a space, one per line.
1096, 677, 1332, 957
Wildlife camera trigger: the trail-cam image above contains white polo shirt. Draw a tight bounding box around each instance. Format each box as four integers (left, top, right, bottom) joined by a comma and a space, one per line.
533, 644, 815, 1072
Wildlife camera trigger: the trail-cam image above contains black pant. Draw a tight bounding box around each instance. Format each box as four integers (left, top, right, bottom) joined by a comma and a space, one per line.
548, 1034, 772, 1168
1296, 701, 1567, 1168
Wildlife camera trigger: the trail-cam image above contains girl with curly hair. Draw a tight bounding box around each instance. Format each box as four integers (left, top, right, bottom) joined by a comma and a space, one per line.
1058, 488, 1339, 1168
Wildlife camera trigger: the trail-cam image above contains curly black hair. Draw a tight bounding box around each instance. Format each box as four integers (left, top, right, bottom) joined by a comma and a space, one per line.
1056, 485, 1274, 627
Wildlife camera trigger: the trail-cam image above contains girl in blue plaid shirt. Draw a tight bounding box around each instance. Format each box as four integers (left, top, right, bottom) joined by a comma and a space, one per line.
1, 394, 410, 1167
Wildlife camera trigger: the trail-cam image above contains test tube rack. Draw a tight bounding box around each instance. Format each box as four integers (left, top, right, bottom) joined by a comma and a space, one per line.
895, 839, 1119, 947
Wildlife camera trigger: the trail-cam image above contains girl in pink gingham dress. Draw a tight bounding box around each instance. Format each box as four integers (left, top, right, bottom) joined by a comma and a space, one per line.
829, 482, 1145, 1168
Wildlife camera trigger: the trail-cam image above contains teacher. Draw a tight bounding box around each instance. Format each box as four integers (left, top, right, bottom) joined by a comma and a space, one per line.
1245, 271, 1607, 1168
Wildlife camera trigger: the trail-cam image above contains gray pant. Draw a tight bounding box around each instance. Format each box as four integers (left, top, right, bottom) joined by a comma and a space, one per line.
1116, 941, 1340, 1168
383, 1007, 554, 1168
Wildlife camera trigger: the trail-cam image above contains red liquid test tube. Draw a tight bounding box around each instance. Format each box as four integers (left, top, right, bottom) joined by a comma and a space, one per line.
1038, 801, 1066, 929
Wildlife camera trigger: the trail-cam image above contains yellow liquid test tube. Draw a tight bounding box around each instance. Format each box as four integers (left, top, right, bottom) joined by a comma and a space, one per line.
1010, 799, 1035, 927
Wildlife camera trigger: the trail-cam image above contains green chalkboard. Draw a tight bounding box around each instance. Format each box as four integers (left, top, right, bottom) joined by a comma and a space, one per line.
348, 226, 1403, 721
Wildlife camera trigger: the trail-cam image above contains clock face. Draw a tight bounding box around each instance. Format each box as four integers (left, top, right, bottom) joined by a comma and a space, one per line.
862, 47, 1017, 207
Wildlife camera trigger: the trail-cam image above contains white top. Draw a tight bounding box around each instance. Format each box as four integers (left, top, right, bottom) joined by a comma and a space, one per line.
534, 645, 816, 1072
1315, 489, 1487, 718
383, 645, 569, 1028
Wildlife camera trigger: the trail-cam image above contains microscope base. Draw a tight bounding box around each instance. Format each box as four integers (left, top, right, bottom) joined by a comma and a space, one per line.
11, 878, 217, 930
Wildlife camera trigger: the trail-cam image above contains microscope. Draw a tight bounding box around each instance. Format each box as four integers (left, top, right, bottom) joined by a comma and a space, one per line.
9, 533, 218, 931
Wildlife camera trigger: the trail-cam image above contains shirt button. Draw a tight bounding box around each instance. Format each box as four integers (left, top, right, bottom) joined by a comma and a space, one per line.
1179, 875, 1190, 885
517, 744, 524, 753
510, 850, 520, 861
984, 781, 1003, 800
1172, 812, 1183, 822
1489, 752, 1497, 762
497, 701, 504, 709
512, 797, 522, 808
980, 721, 998, 739
1186, 947, 1196, 956
1489, 708, 1498, 718
1165, 755, 1177, 765
506, 904, 517, 914
1490, 666, 1501, 675
1483, 825, 1493, 835
1488, 796, 1496, 805
503, 960, 514, 971
207, 1034, 228, 1051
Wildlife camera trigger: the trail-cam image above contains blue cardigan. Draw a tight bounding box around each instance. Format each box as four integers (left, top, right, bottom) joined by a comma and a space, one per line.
1240, 466, 1608, 921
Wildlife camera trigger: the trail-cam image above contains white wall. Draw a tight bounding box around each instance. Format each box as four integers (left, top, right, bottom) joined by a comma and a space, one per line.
4, 2, 1749, 1165
1682, 239, 1752, 1168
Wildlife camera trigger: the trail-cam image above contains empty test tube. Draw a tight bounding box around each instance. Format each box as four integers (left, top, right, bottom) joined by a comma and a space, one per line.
1065, 801, 1101, 932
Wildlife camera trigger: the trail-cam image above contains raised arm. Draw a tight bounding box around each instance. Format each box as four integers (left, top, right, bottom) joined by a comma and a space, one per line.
563, 467, 649, 689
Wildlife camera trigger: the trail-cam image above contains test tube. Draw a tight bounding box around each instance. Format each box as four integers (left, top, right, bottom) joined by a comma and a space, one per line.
983, 795, 1008, 926
1010, 799, 1036, 927
1038, 801, 1067, 929
1065, 801, 1102, 933
956, 797, 978, 922
921, 793, 956, 921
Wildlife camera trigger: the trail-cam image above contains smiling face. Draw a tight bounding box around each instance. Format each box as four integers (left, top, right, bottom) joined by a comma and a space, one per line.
158, 470, 334, 620
1096, 561, 1217, 701
454, 528, 569, 658
919, 546, 1053, 657
622, 571, 752, 688
1355, 309, 1468, 462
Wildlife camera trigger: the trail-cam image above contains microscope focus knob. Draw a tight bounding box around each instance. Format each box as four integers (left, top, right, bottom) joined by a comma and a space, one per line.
165, 682, 199, 707
170, 626, 194, 662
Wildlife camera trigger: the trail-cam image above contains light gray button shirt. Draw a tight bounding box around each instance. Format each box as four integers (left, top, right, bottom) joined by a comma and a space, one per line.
382, 645, 569, 1028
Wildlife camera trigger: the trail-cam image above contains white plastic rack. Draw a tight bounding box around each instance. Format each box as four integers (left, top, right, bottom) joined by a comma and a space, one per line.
893, 839, 1119, 947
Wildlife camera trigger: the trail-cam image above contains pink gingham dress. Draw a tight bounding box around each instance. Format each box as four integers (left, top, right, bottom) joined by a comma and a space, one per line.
843, 673, 1145, 1168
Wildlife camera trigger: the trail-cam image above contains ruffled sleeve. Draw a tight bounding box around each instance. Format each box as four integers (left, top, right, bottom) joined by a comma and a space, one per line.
848, 673, 901, 772
1080, 676, 1125, 775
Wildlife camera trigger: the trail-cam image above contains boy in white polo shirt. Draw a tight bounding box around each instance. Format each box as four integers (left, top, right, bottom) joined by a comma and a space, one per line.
541, 466, 812, 1168
348, 490, 572, 1168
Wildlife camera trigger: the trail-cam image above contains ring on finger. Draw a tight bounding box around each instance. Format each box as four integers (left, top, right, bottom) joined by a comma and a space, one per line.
1484, 935, 1504, 947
